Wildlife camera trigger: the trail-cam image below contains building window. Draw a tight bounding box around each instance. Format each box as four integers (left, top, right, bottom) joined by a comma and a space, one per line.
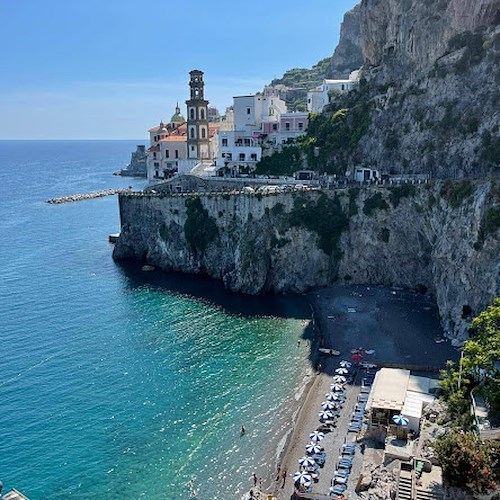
190, 108, 195, 120
175, 149, 179, 159
298, 122, 304, 130
269, 107, 274, 115
153, 152, 157, 159
341, 84, 345, 91
190, 145, 195, 152
222, 138, 228, 147
250, 153, 257, 161
246, 107, 251, 115
200, 108, 205, 120
285, 122, 290, 131
190, 127, 196, 139
272, 123, 278, 131
154, 162, 159, 167
239, 153, 245, 161
244, 138, 250, 146
165, 150, 169, 158
201, 127, 206, 139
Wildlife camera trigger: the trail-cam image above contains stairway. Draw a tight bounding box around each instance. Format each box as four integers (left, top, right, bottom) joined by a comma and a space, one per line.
397, 470, 413, 500
415, 487, 444, 500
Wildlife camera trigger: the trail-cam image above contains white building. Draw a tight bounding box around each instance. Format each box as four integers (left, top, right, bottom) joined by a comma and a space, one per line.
216, 94, 308, 176
307, 70, 361, 113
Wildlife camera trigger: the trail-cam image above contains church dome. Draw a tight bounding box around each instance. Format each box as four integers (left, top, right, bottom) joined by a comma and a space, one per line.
170, 103, 185, 123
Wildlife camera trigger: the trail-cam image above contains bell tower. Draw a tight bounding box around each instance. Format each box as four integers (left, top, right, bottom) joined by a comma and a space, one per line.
186, 70, 210, 161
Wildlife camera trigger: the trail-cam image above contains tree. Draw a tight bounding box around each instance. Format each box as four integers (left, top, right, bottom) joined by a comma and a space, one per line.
435, 431, 498, 493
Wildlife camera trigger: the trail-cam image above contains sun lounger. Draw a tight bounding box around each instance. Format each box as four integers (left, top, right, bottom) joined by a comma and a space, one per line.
334, 469, 350, 478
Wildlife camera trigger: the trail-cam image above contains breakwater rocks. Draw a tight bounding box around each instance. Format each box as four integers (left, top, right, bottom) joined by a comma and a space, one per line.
46, 188, 130, 204
113, 180, 499, 343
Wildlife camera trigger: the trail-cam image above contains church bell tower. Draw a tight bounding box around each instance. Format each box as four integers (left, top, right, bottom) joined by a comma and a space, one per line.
186, 70, 210, 161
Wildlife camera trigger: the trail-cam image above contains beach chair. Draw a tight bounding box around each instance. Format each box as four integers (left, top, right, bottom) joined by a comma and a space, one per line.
333, 469, 350, 478
330, 484, 347, 495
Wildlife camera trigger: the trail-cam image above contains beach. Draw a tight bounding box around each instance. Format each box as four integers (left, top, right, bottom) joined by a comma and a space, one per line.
265, 284, 458, 499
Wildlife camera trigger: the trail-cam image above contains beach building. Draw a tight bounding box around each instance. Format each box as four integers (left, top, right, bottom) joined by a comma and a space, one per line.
307, 70, 360, 113
366, 368, 439, 438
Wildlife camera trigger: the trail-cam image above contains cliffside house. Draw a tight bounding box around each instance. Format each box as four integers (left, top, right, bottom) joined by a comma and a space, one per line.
307, 70, 360, 113
216, 87, 308, 177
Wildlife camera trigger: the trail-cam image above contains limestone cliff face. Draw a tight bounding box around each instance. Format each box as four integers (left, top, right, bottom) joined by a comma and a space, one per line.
360, 0, 499, 71
326, 4, 364, 78
114, 183, 499, 343
322, 0, 500, 179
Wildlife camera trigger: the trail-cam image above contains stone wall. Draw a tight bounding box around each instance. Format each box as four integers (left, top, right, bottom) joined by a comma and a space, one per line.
113, 181, 499, 343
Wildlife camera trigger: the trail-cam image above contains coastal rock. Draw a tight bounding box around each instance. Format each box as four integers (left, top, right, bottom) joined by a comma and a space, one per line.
113, 182, 499, 341
117, 145, 147, 178
326, 3, 364, 78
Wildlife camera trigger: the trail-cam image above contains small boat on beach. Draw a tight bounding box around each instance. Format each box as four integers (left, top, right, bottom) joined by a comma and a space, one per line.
318, 348, 340, 356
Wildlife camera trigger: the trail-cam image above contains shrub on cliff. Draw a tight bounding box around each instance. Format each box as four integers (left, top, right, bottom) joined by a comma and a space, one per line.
363, 193, 389, 216
184, 197, 218, 255
389, 184, 417, 208
289, 193, 348, 257
440, 180, 474, 208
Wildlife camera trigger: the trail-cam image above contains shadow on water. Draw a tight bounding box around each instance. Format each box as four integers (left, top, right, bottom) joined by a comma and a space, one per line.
116, 262, 312, 320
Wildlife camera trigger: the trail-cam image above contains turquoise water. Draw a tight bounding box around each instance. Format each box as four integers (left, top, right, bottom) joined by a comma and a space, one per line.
0, 141, 313, 499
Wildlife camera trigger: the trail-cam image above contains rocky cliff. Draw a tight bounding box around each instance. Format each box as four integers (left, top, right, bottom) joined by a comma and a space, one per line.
113, 182, 499, 343
326, 3, 363, 78
353, 0, 500, 178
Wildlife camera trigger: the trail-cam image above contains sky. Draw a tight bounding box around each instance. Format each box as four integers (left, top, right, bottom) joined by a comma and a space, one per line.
0, 0, 359, 140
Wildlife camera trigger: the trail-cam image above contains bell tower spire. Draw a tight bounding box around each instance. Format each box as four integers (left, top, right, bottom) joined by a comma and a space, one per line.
186, 70, 210, 161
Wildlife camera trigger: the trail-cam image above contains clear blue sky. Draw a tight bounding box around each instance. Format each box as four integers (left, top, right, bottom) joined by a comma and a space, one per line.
0, 0, 358, 139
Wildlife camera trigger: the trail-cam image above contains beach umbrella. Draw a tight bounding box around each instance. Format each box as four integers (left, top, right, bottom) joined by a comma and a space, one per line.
321, 401, 336, 410
325, 392, 343, 401
340, 360, 352, 368
309, 431, 325, 442
298, 456, 316, 467
392, 415, 409, 426
330, 383, 345, 392
335, 367, 349, 375
293, 471, 312, 485
318, 410, 334, 420
352, 353, 363, 361
332, 375, 347, 383
305, 443, 323, 454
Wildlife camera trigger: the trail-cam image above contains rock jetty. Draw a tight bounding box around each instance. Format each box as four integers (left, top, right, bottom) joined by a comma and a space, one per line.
46, 188, 130, 204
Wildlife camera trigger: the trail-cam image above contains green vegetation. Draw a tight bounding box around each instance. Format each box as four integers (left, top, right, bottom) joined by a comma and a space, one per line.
447, 31, 486, 74
289, 193, 348, 257
271, 57, 330, 89
363, 193, 389, 216
435, 431, 499, 493
254, 143, 303, 177
389, 184, 417, 208
379, 227, 390, 243
255, 82, 371, 177
440, 180, 474, 208
481, 131, 500, 166
348, 188, 360, 216
184, 197, 218, 254
484, 206, 500, 236
437, 300, 500, 492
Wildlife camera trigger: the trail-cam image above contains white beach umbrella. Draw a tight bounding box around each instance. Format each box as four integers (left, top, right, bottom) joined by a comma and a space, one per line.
332, 375, 347, 383
318, 410, 334, 420
335, 367, 349, 375
325, 392, 342, 401
298, 456, 316, 467
330, 383, 345, 392
293, 471, 312, 485
309, 431, 325, 442
305, 442, 323, 454
392, 415, 409, 426
340, 360, 352, 368
321, 401, 336, 410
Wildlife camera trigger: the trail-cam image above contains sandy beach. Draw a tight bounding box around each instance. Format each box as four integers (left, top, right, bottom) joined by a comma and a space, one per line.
263, 284, 458, 499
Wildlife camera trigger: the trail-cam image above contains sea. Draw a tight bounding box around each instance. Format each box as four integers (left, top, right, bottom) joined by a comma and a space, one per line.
0, 140, 314, 499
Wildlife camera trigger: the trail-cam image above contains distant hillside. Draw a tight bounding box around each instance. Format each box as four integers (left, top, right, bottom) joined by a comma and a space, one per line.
271, 57, 330, 89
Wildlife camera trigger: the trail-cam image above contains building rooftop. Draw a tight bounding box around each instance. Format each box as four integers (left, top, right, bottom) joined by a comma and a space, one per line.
366, 368, 411, 411
159, 136, 187, 142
